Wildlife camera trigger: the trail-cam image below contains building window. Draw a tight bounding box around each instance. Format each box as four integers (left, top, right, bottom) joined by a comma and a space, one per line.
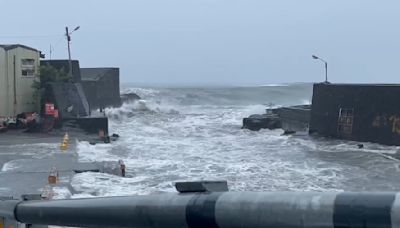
21, 59, 35, 77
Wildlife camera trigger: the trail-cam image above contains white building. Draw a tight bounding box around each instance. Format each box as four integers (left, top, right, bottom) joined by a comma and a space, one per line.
0, 44, 41, 118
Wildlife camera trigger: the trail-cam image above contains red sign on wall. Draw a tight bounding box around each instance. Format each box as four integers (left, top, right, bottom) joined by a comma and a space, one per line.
45, 103, 55, 115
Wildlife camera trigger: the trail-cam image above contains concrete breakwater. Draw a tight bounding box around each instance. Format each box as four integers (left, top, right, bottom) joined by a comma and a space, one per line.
243, 83, 400, 146
0, 130, 125, 200
242, 105, 311, 133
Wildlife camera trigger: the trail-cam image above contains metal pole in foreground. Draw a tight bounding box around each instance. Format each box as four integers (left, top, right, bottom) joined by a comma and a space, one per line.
1, 191, 399, 228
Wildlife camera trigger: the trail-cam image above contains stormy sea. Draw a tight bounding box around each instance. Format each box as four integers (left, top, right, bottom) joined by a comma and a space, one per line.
65, 83, 400, 198
1, 83, 399, 198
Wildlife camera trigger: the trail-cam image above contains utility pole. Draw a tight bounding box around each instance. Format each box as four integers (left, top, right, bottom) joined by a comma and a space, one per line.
312, 55, 328, 83
65, 26, 80, 80
65, 27, 72, 79
325, 61, 328, 83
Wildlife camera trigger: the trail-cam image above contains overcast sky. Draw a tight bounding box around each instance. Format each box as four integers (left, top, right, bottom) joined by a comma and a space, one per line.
1, 0, 399, 86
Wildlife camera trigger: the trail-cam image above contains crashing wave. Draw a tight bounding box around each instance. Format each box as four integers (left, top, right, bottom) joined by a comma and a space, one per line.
106, 98, 181, 120
105, 100, 151, 120
120, 92, 141, 103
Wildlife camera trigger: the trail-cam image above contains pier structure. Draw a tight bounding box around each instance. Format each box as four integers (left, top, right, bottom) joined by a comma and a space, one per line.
243, 83, 400, 146
310, 83, 400, 145
0, 130, 125, 200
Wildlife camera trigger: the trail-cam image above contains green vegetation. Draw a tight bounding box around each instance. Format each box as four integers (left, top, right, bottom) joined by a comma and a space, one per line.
32, 65, 71, 109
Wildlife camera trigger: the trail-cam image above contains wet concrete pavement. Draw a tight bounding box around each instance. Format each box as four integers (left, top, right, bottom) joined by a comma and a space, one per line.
0, 130, 122, 199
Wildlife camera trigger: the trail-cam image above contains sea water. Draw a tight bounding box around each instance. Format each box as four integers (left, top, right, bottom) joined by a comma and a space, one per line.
70, 83, 400, 198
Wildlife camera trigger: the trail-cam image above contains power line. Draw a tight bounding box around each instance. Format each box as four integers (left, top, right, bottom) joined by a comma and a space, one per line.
0, 34, 64, 39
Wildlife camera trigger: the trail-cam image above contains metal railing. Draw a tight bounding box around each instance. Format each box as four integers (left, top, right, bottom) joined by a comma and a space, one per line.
0, 182, 399, 228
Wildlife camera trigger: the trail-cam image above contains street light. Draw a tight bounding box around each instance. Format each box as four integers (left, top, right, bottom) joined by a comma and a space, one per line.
312, 55, 328, 83
65, 26, 80, 79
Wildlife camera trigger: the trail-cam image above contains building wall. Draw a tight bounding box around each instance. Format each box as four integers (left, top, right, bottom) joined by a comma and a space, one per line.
309, 83, 400, 145
0, 47, 40, 117
40, 60, 81, 82
96, 69, 121, 107
0, 48, 8, 117
47, 82, 90, 119
80, 81, 97, 109
81, 68, 121, 109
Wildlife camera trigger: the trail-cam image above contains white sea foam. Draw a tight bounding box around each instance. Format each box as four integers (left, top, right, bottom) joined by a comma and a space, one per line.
259, 84, 289, 87
72, 85, 400, 197
76, 141, 116, 162
71, 172, 159, 197
1, 161, 20, 172
51, 187, 72, 199
121, 87, 160, 98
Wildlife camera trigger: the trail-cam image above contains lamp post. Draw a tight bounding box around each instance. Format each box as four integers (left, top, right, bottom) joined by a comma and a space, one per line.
312, 55, 328, 83
65, 26, 80, 79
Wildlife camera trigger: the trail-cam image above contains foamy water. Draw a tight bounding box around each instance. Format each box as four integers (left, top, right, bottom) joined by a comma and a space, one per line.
72, 84, 400, 197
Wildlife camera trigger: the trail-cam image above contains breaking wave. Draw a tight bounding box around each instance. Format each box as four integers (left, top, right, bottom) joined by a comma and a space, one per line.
73, 83, 400, 197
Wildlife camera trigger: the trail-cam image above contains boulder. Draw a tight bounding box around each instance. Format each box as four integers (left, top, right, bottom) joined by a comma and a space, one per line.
120, 93, 141, 103
242, 114, 282, 131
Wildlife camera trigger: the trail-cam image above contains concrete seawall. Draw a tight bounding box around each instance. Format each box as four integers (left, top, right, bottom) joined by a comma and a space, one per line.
0, 130, 123, 199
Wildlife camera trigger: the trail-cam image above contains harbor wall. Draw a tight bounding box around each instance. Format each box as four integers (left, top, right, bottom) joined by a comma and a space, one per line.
41, 60, 81, 82
309, 83, 400, 145
80, 68, 122, 109
62, 117, 109, 134
46, 83, 90, 118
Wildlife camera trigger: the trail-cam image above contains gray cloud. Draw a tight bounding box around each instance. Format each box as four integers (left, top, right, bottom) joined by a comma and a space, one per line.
1, 0, 399, 85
